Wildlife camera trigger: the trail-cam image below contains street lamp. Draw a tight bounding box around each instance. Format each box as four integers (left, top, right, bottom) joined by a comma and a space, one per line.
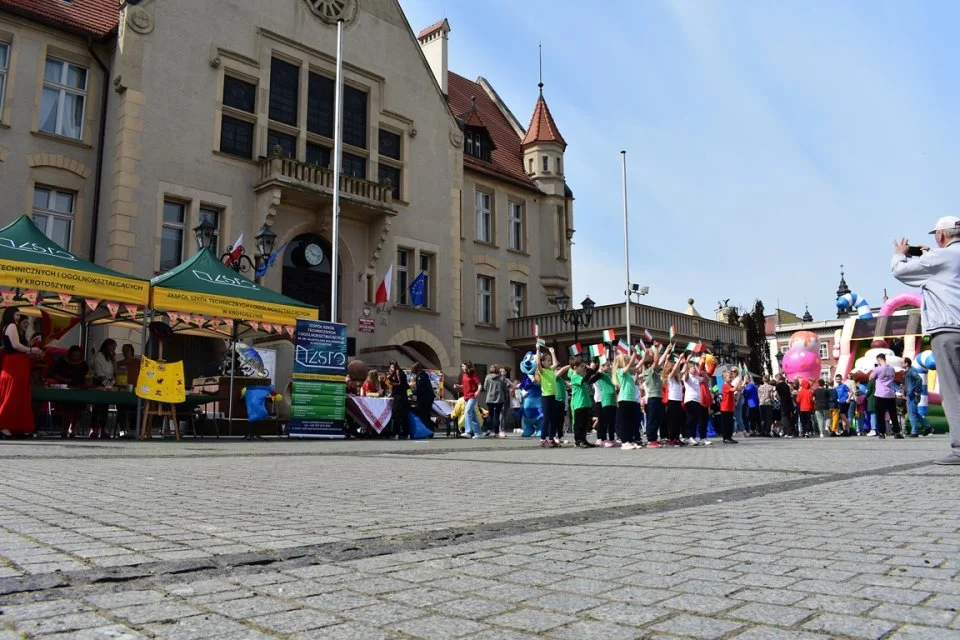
775, 351, 784, 373
729, 341, 739, 366
553, 292, 596, 345
193, 218, 218, 251
196, 223, 278, 277
712, 336, 723, 360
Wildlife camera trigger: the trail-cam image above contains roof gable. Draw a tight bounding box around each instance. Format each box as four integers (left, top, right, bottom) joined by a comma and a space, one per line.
448, 72, 538, 190
0, 0, 118, 39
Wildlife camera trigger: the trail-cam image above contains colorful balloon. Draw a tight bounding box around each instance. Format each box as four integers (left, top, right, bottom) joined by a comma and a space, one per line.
781, 348, 821, 382
879, 292, 922, 317
788, 331, 820, 353
703, 353, 717, 376
837, 292, 873, 319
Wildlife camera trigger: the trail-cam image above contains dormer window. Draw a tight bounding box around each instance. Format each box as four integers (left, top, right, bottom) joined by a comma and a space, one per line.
464, 128, 492, 162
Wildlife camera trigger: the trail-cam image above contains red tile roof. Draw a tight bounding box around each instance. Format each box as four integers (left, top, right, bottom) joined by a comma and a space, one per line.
417, 18, 449, 40
0, 0, 118, 39
448, 72, 538, 190
521, 91, 566, 149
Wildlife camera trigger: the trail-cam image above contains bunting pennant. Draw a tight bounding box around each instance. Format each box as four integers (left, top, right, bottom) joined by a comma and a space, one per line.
85, 298, 100, 311
124, 304, 139, 318
602, 329, 616, 343
248, 320, 260, 332
222, 318, 234, 332
285, 325, 295, 338
58, 293, 73, 306
1, 290, 15, 305
106, 302, 120, 318
643, 329, 653, 343
167, 312, 179, 325
273, 323, 283, 335
669, 325, 677, 340
568, 343, 583, 357
193, 314, 205, 327
617, 339, 630, 355
22, 290, 37, 305
209, 317, 222, 331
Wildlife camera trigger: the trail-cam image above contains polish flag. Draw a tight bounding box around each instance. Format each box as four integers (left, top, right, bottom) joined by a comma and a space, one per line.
227, 232, 244, 263
602, 329, 616, 343
375, 263, 393, 305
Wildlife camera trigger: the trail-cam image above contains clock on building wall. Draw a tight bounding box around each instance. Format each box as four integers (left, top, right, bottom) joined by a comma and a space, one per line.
303, 0, 358, 25
304, 243, 324, 266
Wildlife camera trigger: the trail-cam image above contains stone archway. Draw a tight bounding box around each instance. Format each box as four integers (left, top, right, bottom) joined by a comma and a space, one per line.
388, 325, 452, 372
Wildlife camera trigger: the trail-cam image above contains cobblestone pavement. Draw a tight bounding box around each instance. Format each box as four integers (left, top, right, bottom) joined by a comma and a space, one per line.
0, 435, 957, 639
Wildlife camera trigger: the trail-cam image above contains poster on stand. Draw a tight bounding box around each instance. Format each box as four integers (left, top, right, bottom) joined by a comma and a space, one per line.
287, 320, 347, 438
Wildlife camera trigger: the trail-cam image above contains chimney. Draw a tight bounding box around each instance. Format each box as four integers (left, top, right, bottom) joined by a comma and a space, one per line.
417, 19, 450, 95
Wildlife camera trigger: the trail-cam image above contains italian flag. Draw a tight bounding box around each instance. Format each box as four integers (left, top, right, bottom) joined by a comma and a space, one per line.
693, 341, 705, 354
588, 344, 604, 358
669, 324, 676, 340
684, 341, 697, 352
602, 329, 616, 342
568, 343, 583, 357
533, 323, 540, 337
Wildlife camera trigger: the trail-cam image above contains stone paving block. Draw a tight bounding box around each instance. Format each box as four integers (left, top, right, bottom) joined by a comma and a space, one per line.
794, 594, 877, 615
46, 624, 147, 639
726, 602, 813, 626
730, 627, 833, 640
888, 625, 960, 640
341, 575, 415, 595
854, 585, 933, 605
581, 603, 672, 627
430, 597, 515, 619
925, 593, 960, 610
648, 613, 744, 639
549, 577, 617, 596
250, 607, 341, 633
111, 601, 203, 625
659, 593, 736, 614
187, 589, 254, 605
851, 573, 920, 589
673, 579, 742, 597
85, 590, 166, 609
342, 601, 428, 625
13, 612, 115, 636
486, 607, 577, 633
204, 595, 297, 619
547, 619, 644, 640
0, 598, 89, 620
802, 613, 898, 639
460, 630, 541, 640
600, 586, 676, 606
868, 602, 956, 627
391, 614, 488, 639
380, 587, 453, 608
729, 586, 808, 605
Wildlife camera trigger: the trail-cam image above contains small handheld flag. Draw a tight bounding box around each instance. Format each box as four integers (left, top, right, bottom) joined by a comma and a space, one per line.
602, 329, 616, 343
617, 339, 630, 355
684, 341, 697, 352
693, 341, 705, 354
536, 338, 546, 347
533, 323, 540, 337
568, 343, 583, 357
588, 344, 603, 358
643, 329, 653, 343
597, 354, 608, 365
669, 325, 677, 340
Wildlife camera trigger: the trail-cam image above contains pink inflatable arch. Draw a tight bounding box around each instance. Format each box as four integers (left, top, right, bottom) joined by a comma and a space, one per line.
879, 292, 922, 317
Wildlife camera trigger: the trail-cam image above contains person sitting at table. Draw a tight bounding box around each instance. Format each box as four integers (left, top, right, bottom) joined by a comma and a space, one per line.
115, 344, 141, 437
88, 339, 117, 439
51, 346, 88, 438
0, 307, 43, 438
361, 370, 382, 397
411, 362, 435, 430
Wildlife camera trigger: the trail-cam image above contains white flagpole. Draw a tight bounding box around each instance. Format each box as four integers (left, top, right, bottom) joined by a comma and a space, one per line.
621, 150, 631, 345
330, 18, 345, 323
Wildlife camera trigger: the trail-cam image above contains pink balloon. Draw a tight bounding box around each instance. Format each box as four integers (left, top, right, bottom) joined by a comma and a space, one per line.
788, 330, 820, 353
781, 348, 822, 382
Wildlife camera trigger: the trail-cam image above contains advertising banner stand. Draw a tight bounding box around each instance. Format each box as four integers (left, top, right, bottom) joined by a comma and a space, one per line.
288, 319, 348, 438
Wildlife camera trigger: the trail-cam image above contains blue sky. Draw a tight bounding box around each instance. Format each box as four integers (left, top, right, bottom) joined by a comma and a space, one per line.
399, 0, 960, 321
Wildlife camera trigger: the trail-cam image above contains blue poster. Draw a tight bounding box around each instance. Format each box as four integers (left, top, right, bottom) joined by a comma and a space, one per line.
288, 319, 347, 439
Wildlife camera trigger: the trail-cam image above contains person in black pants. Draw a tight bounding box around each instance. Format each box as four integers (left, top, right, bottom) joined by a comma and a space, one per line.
387, 360, 410, 438
775, 373, 795, 437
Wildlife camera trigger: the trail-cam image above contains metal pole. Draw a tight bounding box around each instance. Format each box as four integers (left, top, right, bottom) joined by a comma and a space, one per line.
135, 308, 149, 439
227, 321, 238, 437
329, 18, 345, 323
620, 150, 631, 345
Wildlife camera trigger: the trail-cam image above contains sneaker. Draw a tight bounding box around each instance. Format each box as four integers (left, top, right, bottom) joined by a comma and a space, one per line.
621, 442, 638, 450
583, 440, 597, 448
497, 431, 507, 438
700, 439, 713, 445
603, 440, 617, 448
473, 434, 485, 439
667, 439, 681, 447
545, 439, 557, 448
540, 439, 547, 447
894, 433, 904, 439
924, 427, 934, 436
866, 430, 877, 437
646, 441, 662, 448
819, 434, 825, 438
723, 438, 739, 444
934, 454, 960, 465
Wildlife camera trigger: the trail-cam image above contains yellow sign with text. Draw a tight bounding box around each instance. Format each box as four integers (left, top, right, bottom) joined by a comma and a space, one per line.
0, 259, 149, 305
151, 287, 318, 326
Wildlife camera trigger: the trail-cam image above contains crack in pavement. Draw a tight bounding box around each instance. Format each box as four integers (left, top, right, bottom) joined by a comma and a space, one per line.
0, 458, 936, 601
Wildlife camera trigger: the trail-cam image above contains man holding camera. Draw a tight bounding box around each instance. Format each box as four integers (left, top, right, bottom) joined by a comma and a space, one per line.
892, 216, 960, 464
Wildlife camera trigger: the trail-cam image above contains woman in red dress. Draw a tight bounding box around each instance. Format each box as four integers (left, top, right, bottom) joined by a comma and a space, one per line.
0, 307, 42, 437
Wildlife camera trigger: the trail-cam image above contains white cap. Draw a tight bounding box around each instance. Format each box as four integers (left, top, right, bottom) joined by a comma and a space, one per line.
929, 216, 960, 234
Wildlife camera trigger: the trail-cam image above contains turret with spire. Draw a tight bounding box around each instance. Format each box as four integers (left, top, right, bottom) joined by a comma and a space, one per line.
836, 265, 851, 318
802, 305, 813, 323
522, 44, 566, 197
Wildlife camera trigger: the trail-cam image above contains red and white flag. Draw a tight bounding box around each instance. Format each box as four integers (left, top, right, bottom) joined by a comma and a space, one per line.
124, 304, 139, 318
58, 293, 73, 306
226, 232, 244, 263
374, 262, 393, 305
85, 298, 100, 311
106, 302, 120, 318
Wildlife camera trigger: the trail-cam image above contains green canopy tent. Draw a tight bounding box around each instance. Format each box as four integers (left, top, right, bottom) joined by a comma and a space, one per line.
0, 214, 150, 337
149, 248, 319, 434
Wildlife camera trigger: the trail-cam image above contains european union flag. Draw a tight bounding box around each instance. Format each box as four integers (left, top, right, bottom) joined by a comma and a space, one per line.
409, 271, 427, 307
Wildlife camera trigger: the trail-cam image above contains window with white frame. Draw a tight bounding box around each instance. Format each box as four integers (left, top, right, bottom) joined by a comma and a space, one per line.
40, 57, 87, 139
819, 342, 829, 359
418, 252, 433, 309
160, 200, 186, 271
510, 281, 526, 317
32, 186, 74, 249
475, 191, 492, 243
508, 201, 524, 251
477, 275, 493, 325
396, 248, 410, 306
0, 42, 8, 112
199, 206, 221, 253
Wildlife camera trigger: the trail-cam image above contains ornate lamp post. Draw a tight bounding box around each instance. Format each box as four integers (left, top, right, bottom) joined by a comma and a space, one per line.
775, 351, 784, 374
553, 292, 596, 345
194, 222, 277, 279
712, 336, 724, 362
729, 341, 739, 368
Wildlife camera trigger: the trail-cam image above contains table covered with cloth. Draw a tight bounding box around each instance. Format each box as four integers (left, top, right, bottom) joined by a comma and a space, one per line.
347, 396, 393, 434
